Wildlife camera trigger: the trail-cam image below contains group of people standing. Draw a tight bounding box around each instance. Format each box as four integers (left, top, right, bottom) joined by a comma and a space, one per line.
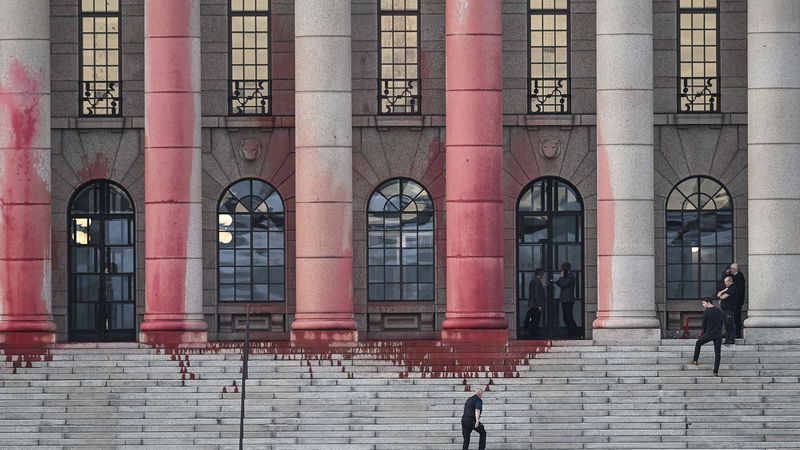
691, 262, 747, 376
523, 262, 581, 339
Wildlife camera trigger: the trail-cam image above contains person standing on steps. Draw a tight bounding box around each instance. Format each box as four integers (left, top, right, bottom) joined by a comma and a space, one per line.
524, 268, 546, 338
461, 388, 486, 450
690, 297, 724, 376
552, 262, 580, 338
722, 263, 746, 338
717, 276, 738, 345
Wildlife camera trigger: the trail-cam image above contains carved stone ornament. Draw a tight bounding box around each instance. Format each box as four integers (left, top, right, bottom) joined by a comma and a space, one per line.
538, 139, 561, 159
238, 139, 263, 161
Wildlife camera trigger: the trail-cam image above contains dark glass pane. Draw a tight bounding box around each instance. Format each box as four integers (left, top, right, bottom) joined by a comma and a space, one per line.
700, 281, 717, 298
369, 249, 384, 265
229, 180, 252, 202
75, 275, 100, 301
369, 284, 384, 300
402, 284, 418, 300
252, 180, 274, 203
368, 194, 389, 213
268, 285, 285, 301
220, 267, 235, 284
700, 211, 716, 230
413, 193, 433, 214
220, 191, 239, 213
379, 179, 401, 203
108, 275, 132, 301
253, 284, 268, 301
109, 303, 134, 329
253, 231, 268, 248
235, 214, 251, 229
418, 283, 434, 300
384, 213, 400, 229
75, 303, 97, 329
252, 249, 268, 266
236, 267, 251, 284
266, 191, 284, 213
253, 266, 268, 283
419, 267, 434, 283
557, 245, 582, 270
684, 264, 699, 281
700, 230, 716, 246
418, 230, 434, 247
403, 266, 417, 283
385, 266, 401, 283
418, 214, 434, 231
667, 264, 682, 281
700, 247, 716, 264
385, 231, 400, 248
700, 264, 717, 281
667, 282, 681, 299
518, 188, 533, 211
401, 213, 418, 231
522, 215, 548, 243
385, 249, 400, 265
402, 180, 423, 201
518, 246, 533, 271
220, 285, 235, 301
71, 184, 100, 214
73, 247, 99, 273
667, 246, 682, 263
105, 219, 132, 245
403, 232, 418, 248
268, 267, 284, 284
268, 250, 284, 265
107, 247, 133, 273
235, 285, 250, 301
556, 184, 580, 211
418, 248, 433, 265
368, 231, 383, 248
73, 217, 101, 246
684, 283, 698, 298
385, 283, 401, 300
717, 247, 732, 264
235, 231, 252, 249
402, 249, 417, 264
107, 184, 133, 213
268, 231, 283, 249
369, 267, 383, 283
252, 213, 270, 230
236, 250, 251, 266
553, 216, 578, 242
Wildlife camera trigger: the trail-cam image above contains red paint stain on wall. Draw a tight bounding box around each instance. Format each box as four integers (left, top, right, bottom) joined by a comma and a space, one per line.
595, 121, 615, 325
77, 153, 111, 182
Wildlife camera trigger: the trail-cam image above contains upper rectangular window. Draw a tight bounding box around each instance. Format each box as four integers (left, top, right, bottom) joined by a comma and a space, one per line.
529, 0, 570, 114
80, 0, 121, 116
678, 0, 719, 112
230, 0, 271, 115
379, 0, 420, 115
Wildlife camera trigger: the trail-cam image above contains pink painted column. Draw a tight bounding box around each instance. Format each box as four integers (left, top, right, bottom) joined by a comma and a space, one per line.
441, 0, 508, 342
0, 0, 56, 345
291, 0, 357, 344
140, 0, 207, 344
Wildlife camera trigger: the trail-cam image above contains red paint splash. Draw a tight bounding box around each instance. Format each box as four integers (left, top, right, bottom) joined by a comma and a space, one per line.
595, 120, 615, 326
77, 153, 111, 182
0, 60, 52, 335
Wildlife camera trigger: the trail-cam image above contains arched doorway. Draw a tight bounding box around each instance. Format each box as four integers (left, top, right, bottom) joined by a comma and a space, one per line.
516, 177, 584, 339
68, 180, 136, 341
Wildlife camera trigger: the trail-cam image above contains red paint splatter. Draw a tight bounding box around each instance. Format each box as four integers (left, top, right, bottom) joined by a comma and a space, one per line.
77, 153, 110, 182
595, 120, 615, 326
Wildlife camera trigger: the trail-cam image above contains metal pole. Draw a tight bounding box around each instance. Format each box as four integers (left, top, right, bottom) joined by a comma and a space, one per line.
238, 304, 251, 449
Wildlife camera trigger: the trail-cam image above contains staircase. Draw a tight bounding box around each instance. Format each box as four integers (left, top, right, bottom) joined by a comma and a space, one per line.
2, 340, 800, 449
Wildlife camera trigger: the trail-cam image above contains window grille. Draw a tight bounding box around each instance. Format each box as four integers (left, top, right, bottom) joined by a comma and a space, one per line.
678, 0, 719, 112
529, 0, 570, 114
379, 0, 420, 114
230, 0, 271, 115
80, 0, 121, 116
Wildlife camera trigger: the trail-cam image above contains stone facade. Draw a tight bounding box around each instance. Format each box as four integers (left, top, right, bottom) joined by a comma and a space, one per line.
4, 0, 776, 343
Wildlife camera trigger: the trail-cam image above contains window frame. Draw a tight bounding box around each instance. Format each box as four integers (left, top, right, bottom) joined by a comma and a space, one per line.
676, 0, 721, 113
229, 0, 272, 116
377, 0, 421, 115
528, 0, 571, 115
79, 0, 123, 117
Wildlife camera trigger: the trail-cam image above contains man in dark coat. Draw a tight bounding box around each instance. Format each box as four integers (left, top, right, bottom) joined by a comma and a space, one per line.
461, 389, 486, 450
552, 262, 580, 338
717, 276, 738, 345
524, 268, 546, 337
722, 263, 746, 338
690, 297, 724, 375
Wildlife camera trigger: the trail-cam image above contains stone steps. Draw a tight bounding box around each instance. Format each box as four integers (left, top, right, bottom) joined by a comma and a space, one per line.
2, 340, 800, 448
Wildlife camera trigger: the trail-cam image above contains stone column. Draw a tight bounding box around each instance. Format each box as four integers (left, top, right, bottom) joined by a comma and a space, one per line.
744, 0, 800, 342
0, 0, 56, 345
592, 0, 660, 340
291, 0, 357, 344
140, 0, 207, 343
441, 0, 508, 342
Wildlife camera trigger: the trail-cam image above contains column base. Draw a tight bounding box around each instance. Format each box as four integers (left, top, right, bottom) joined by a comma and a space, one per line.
744, 327, 800, 344
290, 330, 358, 347
441, 328, 509, 345
592, 328, 661, 343
139, 330, 208, 345
0, 331, 56, 346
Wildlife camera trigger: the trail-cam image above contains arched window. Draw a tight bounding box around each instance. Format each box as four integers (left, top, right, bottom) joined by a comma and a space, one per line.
69, 180, 136, 341
666, 176, 732, 299
218, 179, 285, 302
367, 178, 434, 301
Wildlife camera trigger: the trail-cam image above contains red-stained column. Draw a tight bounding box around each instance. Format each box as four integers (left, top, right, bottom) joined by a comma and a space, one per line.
441, 0, 508, 342
0, 0, 56, 345
290, 0, 357, 344
140, 0, 207, 344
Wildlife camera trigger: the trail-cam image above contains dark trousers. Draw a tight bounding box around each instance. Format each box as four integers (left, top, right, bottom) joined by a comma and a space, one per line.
461, 423, 486, 450
734, 303, 744, 338
526, 309, 542, 337
722, 308, 736, 342
693, 334, 722, 374
561, 301, 579, 336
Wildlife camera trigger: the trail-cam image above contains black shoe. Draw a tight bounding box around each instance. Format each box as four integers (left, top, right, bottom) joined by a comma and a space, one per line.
723, 341, 735, 346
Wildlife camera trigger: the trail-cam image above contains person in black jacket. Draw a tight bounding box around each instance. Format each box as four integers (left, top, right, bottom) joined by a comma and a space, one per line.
690, 297, 724, 376
722, 263, 746, 338
524, 268, 546, 337
461, 389, 486, 450
552, 262, 580, 338
717, 276, 738, 345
